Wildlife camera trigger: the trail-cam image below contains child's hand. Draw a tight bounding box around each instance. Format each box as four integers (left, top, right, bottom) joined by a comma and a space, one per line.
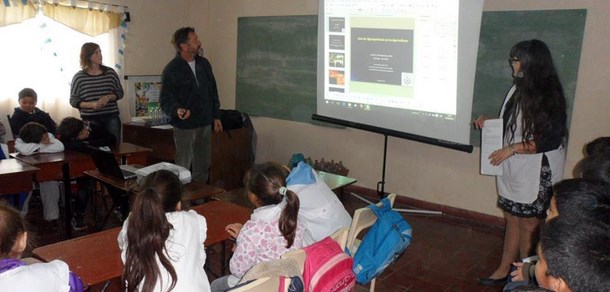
40, 133, 50, 145
510, 262, 529, 282
225, 223, 243, 239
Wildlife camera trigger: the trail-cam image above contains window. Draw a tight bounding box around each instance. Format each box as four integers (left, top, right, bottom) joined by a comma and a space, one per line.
0, 11, 124, 137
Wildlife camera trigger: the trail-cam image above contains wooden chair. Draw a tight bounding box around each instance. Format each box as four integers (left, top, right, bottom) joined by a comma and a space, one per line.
346, 193, 396, 292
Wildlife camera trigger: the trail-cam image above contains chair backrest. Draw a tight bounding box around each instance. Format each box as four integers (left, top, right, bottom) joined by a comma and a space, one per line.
6, 140, 15, 154
346, 193, 396, 252
229, 276, 290, 292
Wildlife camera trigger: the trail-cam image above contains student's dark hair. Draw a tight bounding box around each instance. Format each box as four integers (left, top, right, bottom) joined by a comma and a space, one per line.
585, 136, 610, 156
541, 218, 610, 291
0, 204, 27, 258
171, 27, 195, 52
122, 170, 183, 292
245, 162, 299, 248
553, 178, 610, 227
56, 117, 85, 144
576, 154, 610, 184
18, 88, 37, 101
506, 39, 568, 148
19, 122, 48, 143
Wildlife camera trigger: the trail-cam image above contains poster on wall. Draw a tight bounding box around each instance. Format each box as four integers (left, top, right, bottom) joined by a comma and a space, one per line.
125, 75, 162, 117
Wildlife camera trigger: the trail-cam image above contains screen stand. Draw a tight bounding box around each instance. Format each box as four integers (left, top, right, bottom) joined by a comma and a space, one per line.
349, 134, 443, 215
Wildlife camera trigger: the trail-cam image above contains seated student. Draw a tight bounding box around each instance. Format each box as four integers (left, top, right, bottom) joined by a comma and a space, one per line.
0, 204, 84, 291
14, 122, 64, 221
118, 170, 210, 292
584, 136, 610, 156
547, 178, 610, 226
57, 117, 118, 230
56, 117, 116, 151
507, 178, 610, 290
211, 162, 307, 292
536, 218, 610, 292
11, 88, 57, 138
286, 161, 352, 245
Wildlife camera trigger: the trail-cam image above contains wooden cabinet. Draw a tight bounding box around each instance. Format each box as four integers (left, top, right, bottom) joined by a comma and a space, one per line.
122, 124, 253, 190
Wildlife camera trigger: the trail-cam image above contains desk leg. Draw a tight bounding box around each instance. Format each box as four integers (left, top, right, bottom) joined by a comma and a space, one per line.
62, 163, 73, 239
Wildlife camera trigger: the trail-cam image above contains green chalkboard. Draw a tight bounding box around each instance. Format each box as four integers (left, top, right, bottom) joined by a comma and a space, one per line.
236, 15, 318, 123
470, 9, 586, 145
235, 10, 587, 143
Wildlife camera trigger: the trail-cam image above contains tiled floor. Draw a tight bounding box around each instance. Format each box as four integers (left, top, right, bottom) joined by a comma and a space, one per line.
10, 188, 506, 292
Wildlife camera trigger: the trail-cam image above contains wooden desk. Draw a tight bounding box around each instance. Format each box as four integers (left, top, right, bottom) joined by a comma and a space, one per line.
0, 158, 39, 194
32, 200, 252, 288
318, 171, 357, 191
84, 169, 139, 193
123, 123, 254, 190
114, 143, 151, 165
11, 143, 151, 238
183, 181, 226, 204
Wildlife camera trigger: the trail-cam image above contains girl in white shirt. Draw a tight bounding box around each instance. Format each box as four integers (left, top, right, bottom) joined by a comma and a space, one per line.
118, 170, 210, 292
0, 204, 84, 291
210, 162, 306, 292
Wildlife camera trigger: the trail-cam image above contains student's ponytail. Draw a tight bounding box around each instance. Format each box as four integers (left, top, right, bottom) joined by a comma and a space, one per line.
122, 170, 182, 292
279, 187, 299, 248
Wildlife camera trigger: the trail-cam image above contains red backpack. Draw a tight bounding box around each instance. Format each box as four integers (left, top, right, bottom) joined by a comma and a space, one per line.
302, 237, 355, 292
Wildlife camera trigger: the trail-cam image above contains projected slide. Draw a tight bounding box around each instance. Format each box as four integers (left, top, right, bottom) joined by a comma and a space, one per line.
318, 0, 484, 145
350, 26, 414, 89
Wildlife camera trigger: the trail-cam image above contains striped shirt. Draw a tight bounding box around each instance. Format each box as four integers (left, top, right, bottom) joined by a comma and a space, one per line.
70, 66, 124, 119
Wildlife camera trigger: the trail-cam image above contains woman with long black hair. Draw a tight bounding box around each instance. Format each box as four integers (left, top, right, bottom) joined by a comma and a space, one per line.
474, 39, 568, 286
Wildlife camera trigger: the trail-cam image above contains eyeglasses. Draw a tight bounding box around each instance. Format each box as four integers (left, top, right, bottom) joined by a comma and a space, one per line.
508, 58, 520, 65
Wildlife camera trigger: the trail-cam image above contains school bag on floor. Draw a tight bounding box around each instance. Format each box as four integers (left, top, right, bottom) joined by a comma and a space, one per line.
302, 237, 355, 292
351, 197, 412, 284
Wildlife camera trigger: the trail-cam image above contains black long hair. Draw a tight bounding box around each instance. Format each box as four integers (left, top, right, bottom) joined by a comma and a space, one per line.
122, 170, 183, 292
244, 162, 300, 248
506, 39, 568, 148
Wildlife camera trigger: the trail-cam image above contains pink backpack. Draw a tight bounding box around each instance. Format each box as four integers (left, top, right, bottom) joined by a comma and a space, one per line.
302, 237, 355, 292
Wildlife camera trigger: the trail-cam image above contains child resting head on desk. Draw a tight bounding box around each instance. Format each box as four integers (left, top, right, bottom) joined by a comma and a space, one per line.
56, 117, 116, 151
15, 122, 64, 222
0, 204, 84, 291
118, 169, 210, 292
57, 117, 118, 230
210, 162, 307, 292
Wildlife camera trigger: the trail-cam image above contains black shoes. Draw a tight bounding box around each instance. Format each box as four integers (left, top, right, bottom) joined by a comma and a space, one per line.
477, 276, 508, 286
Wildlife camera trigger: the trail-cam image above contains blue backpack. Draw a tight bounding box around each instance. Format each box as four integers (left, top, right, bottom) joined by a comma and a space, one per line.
351, 197, 412, 284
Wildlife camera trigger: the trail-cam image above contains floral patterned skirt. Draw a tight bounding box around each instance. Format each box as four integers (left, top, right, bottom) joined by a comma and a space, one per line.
497, 154, 552, 219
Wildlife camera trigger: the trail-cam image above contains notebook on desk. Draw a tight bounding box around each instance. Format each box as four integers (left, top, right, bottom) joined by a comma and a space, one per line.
88, 146, 137, 180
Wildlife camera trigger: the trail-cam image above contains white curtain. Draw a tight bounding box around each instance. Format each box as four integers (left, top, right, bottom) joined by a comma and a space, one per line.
0, 1, 127, 140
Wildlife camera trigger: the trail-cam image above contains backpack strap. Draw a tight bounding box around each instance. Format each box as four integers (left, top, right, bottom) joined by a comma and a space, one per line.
367, 196, 392, 218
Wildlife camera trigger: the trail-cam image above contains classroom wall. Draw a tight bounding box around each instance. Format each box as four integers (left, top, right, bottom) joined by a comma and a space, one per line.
126, 0, 610, 217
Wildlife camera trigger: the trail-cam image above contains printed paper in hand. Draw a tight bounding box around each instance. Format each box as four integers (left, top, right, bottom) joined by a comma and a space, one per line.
481, 119, 503, 176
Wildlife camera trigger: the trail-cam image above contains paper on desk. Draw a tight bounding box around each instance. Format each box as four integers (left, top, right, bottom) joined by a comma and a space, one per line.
481, 119, 503, 176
